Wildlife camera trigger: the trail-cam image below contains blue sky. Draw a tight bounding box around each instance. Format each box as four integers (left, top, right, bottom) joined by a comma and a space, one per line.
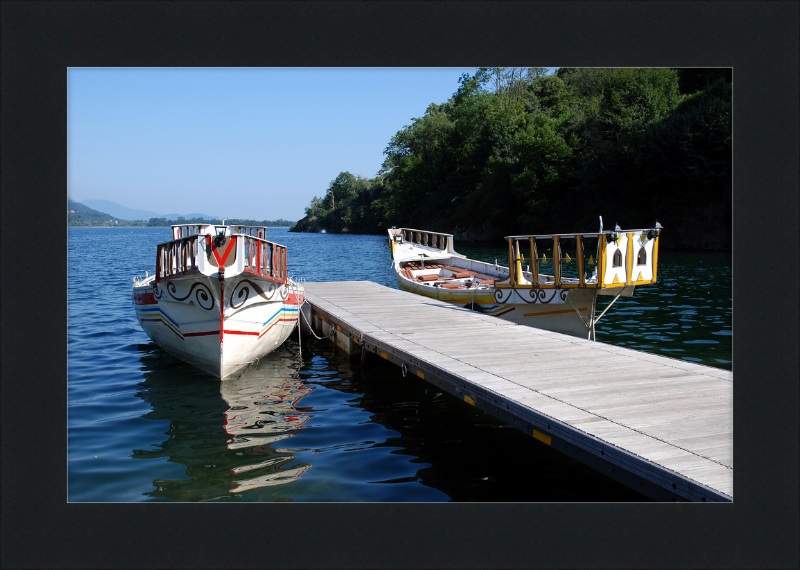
68, 68, 556, 221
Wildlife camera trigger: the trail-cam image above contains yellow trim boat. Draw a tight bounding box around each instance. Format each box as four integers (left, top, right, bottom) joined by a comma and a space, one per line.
388, 221, 662, 339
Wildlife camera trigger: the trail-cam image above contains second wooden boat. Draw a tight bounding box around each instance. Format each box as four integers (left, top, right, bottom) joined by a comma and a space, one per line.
388, 222, 662, 339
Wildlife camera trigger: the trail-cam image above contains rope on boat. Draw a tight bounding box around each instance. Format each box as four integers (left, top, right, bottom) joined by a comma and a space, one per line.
567, 295, 592, 330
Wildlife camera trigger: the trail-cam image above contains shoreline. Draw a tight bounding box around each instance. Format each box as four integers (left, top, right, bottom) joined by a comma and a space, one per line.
68, 225, 294, 229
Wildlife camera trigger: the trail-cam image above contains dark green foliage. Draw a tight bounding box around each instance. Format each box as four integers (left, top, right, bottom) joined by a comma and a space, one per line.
293, 177, 388, 234
675, 68, 732, 95
293, 68, 731, 249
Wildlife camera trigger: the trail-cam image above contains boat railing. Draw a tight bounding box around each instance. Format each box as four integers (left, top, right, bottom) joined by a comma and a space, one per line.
398, 228, 453, 252
241, 234, 287, 283
156, 234, 201, 282
171, 224, 213, 239
170, 224, 270, 240
230, 225, 269, 239
500, 227, 661, 289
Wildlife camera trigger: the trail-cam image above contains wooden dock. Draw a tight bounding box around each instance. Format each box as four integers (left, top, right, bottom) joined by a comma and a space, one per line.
301, 281, 733, 502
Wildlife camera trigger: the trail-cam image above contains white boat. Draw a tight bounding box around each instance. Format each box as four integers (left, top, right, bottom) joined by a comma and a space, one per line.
388, 222, 662, 339
133, 223, 304, 379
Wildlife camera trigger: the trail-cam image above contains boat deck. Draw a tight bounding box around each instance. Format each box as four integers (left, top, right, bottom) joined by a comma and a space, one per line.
302, 281, 733, 502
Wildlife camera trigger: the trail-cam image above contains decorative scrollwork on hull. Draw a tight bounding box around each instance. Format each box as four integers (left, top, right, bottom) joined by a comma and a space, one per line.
164, 281, 215, 310
494, 288, 511, 304
493, 287, 568, 305
230, 279, 279, 309
527, 288, 565, 304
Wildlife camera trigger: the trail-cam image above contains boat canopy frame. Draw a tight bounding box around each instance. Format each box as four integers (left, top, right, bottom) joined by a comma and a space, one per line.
501, 227, 662, 290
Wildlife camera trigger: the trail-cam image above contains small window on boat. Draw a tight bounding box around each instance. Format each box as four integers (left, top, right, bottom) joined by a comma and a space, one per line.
637, 246, 647, 266
612, 249, 622, 268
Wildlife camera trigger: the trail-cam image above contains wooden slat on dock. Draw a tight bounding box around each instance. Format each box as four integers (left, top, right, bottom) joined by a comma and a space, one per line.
303, 281, 732, 502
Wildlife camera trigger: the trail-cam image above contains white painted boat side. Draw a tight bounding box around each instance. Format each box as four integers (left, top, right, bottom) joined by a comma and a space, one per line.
134, 274, 302, 378
133, 223, 304, 379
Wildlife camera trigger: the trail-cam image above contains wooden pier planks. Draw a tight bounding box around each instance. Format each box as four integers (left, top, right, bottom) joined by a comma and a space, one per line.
303, 281, 733, 502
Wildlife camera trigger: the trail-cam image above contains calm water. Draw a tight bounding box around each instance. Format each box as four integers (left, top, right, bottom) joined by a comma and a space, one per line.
68, 227, 731, 502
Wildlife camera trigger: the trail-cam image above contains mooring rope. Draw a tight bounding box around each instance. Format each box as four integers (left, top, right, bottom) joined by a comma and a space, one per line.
297, 298, 336, 341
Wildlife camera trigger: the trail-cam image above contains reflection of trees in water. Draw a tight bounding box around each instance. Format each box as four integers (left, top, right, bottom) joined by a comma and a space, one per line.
132, 346, 313, 501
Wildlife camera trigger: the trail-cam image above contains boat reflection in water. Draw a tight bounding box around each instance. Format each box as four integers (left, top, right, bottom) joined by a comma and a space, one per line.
132, 344, 313, 501
221, 363, 314, 494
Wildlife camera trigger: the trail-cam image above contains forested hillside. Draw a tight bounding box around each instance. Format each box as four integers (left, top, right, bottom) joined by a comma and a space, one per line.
292, 68, 731, 249
68, 198, 123, 226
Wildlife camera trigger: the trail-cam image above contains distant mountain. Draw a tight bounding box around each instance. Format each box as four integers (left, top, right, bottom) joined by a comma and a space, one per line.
78, 199, 160, 221
79, 199, 219, 221
68, 198, 123, 226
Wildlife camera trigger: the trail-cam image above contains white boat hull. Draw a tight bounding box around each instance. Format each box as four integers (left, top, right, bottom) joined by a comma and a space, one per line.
134, 273, 303, 379
394, 272, 595, 338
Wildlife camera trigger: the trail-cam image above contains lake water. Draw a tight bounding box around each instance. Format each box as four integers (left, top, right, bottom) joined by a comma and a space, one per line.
68, 227, 731, 502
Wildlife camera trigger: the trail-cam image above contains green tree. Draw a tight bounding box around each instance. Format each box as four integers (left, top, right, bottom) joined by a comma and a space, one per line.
291, 67, 730, 248
325, 171, 369, 209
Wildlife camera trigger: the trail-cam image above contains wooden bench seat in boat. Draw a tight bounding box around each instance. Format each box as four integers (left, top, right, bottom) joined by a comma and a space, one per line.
417, 274, 440, 282
442, 265, 495, 283
440, 283, 464, 289
403, 262, 446, 270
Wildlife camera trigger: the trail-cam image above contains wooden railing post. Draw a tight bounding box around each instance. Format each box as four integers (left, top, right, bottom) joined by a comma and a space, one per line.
554, 236, 560, 286
507, 238, 515, 286
598, 234, 606, 286
626, 232, 634, 286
